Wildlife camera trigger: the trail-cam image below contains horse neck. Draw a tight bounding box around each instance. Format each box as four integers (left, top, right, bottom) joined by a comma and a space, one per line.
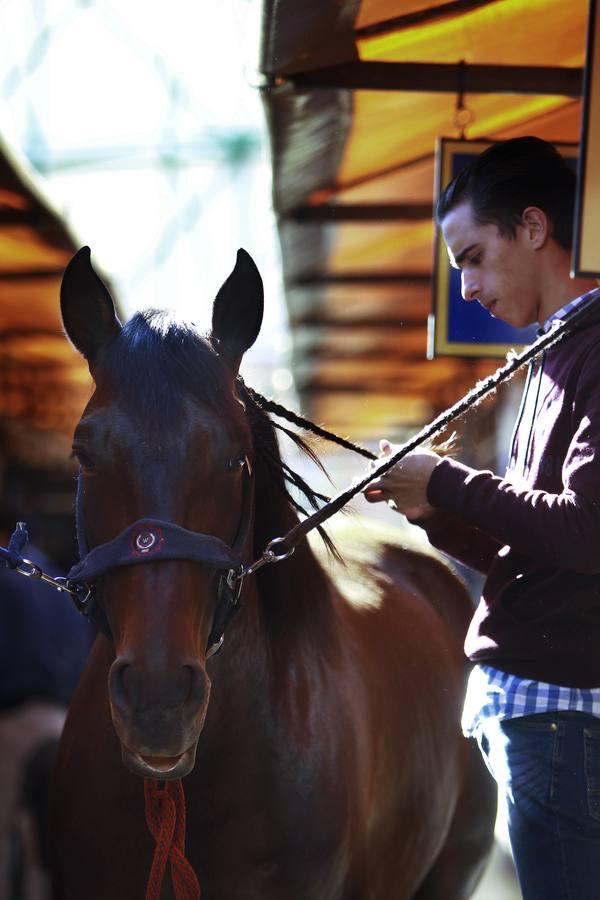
226, 463, 341, 687
218, 521, 343, 753
258, 524, 336, 647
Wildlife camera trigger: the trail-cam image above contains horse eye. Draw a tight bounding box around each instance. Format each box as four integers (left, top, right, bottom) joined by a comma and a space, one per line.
72, 447, 96, 473
226, 454, 246, 473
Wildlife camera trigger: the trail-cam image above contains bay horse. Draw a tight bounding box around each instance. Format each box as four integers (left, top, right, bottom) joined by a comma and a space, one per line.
50, 247, 495, 899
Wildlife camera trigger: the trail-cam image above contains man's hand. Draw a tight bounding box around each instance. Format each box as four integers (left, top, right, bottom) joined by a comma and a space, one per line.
363, 439, 440, 520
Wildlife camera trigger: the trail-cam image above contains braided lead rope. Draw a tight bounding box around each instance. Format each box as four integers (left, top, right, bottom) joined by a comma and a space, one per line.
243, 290, 600, 565
240, 383, 377, 461
144, 779, 201, 900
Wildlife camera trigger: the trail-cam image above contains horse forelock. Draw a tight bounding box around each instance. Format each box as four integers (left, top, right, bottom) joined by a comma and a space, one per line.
94, 310, 243, 430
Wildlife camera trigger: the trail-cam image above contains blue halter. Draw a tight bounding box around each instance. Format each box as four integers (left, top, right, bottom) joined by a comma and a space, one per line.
66, 469, 254, 656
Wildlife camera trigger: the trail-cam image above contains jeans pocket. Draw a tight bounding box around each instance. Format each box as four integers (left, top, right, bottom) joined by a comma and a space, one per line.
584, 727, 600, 822
501, 715, 560, 805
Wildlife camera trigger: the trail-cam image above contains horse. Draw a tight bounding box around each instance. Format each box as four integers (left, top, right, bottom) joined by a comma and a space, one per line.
50, 247, 496, 899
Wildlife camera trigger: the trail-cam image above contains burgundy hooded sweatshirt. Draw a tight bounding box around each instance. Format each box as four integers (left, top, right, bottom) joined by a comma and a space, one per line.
421, 300, 600, 688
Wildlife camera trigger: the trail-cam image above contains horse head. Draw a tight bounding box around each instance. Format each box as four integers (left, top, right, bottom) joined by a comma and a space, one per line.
60, 247, 263, 779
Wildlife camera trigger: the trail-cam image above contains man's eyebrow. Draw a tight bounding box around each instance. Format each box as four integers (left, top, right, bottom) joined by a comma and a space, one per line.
452, 243, 478, 268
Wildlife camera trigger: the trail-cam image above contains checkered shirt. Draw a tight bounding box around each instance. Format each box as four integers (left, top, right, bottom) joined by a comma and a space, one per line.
462, 665, 600, 736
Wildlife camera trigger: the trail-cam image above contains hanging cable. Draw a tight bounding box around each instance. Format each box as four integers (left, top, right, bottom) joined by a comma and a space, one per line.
453, 60, 476, 140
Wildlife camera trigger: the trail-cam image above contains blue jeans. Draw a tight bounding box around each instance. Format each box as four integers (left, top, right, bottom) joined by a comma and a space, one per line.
478, 711, 600, 900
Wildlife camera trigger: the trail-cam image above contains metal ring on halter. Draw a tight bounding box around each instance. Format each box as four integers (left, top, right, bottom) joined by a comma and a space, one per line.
242, 536, 296, 579
264, 536, 295, 562
16, 558, 42, 579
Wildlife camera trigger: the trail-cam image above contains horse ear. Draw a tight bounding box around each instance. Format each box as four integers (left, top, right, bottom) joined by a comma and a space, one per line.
60, 246, 121, 367
211, 248, 264, 375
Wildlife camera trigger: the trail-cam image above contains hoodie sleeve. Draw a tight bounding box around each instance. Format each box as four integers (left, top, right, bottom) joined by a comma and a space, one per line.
413, 509, 504, 574
426, 341, 600, 574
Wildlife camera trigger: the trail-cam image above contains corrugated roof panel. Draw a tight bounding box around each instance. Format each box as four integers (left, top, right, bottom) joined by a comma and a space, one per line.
0, 280, 65, 331
334, 156, 434, 203
327, 220, 433, 272
356, 0, 437, 31
0, 226, 70, 272
338, 93, 576, 186
358, 0, 587, 66
288, 283, 431, 323
0, 139, 95, 459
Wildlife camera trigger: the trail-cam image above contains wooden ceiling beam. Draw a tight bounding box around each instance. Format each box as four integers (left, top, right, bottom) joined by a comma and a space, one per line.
291, 316, 425, 328
287, 61, 583, 98
0, 328, 64, 339
0, 209, 49, 226
0, 269, 64, 281
295, 348, 425, 362
355, 0, 498, 39
284, 203, 432, 222
296, 382, 440, 395
291, 271, 430, 286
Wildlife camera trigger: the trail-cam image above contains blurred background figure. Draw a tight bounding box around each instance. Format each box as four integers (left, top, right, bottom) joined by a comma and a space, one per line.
0, 479, 93, 900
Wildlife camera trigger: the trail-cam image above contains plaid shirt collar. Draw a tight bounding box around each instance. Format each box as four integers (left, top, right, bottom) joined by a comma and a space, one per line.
539, 285, 600, 335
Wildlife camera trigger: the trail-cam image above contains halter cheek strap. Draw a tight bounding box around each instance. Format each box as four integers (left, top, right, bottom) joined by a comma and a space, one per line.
68, 472, 254, 655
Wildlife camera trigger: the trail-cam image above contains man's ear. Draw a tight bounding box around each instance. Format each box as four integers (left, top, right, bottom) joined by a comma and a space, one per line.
61, 247, 121, 368
210, 249, 264, 376
521, 206, 550, 250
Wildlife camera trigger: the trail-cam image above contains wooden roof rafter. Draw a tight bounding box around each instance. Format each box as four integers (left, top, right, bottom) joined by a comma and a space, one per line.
354, 0, 501, 39
290, 271, 431, 286
284, 203, 432, 222
287, 61, 583, 97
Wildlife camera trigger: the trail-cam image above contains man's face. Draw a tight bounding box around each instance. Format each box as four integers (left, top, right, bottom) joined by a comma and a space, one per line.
441, 201, 542, 328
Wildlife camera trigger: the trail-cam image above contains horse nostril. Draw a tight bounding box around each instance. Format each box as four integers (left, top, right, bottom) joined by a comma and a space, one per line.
109, 657, 208, 713
185, 663, 208, 710
109, 657, 132, 711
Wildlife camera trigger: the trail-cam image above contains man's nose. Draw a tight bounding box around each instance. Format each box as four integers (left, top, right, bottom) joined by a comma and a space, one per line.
461, 271, 480, 302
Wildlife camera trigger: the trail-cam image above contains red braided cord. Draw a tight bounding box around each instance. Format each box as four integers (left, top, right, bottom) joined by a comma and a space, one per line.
144, 778, 201, 899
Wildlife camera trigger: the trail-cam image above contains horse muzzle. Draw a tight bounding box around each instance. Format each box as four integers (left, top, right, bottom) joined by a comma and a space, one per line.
108, 656, 211, 779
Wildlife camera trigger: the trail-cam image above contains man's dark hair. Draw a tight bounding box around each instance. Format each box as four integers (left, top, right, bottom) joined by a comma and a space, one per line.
436, 136, 576, 249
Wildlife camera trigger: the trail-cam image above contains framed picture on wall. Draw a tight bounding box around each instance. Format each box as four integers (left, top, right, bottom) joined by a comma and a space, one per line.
430, 138, 579, 358
573, 0, 600, 277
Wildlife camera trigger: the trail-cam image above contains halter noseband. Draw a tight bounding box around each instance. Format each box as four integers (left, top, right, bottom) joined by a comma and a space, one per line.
66, 470, 255, 658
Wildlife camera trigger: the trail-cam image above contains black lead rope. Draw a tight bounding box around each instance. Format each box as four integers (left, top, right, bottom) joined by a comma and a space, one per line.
241, 288, 600, 570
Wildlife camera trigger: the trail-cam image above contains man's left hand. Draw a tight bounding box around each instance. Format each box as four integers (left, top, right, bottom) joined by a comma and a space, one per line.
363, 440, 441, 519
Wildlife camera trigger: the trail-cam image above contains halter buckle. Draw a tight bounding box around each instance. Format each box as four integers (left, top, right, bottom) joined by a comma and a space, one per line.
67, 581, 94, 614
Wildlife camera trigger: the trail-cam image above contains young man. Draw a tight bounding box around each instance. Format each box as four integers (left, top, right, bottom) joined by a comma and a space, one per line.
365, 136, 600, 899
